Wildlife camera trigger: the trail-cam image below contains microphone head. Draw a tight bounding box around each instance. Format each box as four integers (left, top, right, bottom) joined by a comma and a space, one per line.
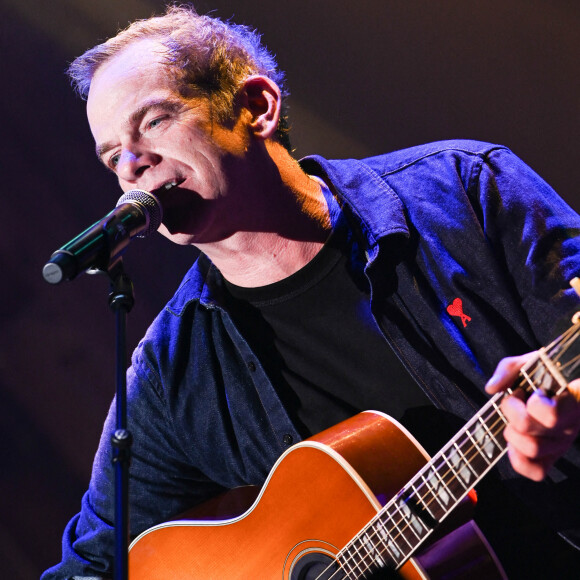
116, 189, 163, 237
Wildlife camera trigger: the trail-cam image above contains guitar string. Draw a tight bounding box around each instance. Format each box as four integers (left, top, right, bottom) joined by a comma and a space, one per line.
551, 332, 580, 385
347, 338, 580, 577
318, 396, 512, 580
345, 326, 580, 577
337, 408, 510, 579
321, 376, 528, 578
318, 357, 549, 580
318, 327, 580, 579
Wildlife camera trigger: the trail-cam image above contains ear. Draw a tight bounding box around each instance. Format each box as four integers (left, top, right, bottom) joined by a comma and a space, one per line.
239, 75, 282, 140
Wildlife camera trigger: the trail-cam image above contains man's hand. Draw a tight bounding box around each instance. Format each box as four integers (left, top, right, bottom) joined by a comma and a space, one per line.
485, 353, 580, 481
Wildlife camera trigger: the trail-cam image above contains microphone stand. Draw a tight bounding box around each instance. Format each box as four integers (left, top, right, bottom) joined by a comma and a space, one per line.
42, 190, 162, 579
99, 257, 134, 580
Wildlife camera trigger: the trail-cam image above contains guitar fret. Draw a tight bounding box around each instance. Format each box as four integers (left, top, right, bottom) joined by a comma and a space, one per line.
368, 496, 431, 573
490, 399, 508, 425
417, 464, 455, 520
395, 499, 426, 542
352, 539, 369, 577
342, 542, 366, 577
354, 527, 391, 577
558, 330, 580, 380
439, 453, 469, 504
343, 526, 393, 577
360, 530, 387, 572
519, 367, 536, 391
340, 554, 356, 579
373, 521, 400, 565
538, 348, 569, 393
471, 419, 499, 463
437, 454, 468, 502
377, 503, 415, 564
339, 507, 409, 576
374, 517, 405, 564
462, 441, 490, 481
411, 479, 441, 519
477, 415, 504, 451
449, 441, 478, 485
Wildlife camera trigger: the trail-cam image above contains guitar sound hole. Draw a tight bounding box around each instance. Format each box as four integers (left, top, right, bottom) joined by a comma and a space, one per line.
290, 552, 399, 580
290, 553, 344, 580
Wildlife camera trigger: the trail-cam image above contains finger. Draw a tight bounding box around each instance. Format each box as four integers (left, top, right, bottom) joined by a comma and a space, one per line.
526, 389, 580, 432
503, 421, 569, 459
500, 389, 532, 430
505, 444, 556, 482
525, 390, 558, 430
567, 378, 580, 403
485, 353, 537, 395
502, 392, 568, 439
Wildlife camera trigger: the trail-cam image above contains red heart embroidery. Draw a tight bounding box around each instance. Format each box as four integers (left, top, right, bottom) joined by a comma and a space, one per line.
446, 297, 472, 327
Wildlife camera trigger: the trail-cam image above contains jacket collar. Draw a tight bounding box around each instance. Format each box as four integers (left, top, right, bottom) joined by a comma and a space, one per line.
169, 155, 411, 313
300, 155, 410, 253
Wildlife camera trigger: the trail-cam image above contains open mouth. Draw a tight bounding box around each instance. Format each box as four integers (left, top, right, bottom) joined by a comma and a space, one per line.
153, 178, 186, 196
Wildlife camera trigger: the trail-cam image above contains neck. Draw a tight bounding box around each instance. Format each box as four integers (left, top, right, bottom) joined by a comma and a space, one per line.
197, 142, 333, 287
204, 232, 329, 287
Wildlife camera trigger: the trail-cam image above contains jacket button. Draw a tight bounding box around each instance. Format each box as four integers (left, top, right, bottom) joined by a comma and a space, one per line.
283, 434, 293, 446
247, 361, 256, 372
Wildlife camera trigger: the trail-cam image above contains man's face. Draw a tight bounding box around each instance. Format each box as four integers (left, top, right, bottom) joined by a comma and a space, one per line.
87, 39, 252, 246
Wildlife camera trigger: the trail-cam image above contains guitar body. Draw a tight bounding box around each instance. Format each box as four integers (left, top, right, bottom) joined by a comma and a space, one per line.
129, 411, 505, 579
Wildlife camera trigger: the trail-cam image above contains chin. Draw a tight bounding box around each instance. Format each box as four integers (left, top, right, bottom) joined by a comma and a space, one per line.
158, 224, 199, 246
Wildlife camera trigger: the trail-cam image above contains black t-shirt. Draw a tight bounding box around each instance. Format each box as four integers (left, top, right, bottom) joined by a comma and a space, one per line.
224, 222, 432, 439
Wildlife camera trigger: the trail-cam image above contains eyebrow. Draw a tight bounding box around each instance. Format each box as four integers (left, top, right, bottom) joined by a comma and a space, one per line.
95, 97, 185, 162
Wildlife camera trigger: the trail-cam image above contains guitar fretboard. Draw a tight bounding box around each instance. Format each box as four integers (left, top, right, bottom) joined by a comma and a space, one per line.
332, 316, 580, 579
337, 393, 507, 577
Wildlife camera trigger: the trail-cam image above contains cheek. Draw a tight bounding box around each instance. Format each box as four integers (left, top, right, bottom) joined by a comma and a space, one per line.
183, 147, 227, 189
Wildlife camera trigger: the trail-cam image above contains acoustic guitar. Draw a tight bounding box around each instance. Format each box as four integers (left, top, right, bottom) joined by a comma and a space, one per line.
128, 311, 580, 579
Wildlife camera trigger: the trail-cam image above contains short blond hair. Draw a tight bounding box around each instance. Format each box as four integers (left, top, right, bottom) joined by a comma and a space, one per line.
68, 4, 291, 149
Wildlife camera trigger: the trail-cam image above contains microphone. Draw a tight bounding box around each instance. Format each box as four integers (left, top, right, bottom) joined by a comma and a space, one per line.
42, 189, 163, 284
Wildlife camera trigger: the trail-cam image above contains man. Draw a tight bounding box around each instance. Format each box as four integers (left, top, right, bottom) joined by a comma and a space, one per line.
43, 4, 580, 579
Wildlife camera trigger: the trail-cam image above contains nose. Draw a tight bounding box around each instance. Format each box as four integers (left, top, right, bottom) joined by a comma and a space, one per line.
116, 148, 161, 183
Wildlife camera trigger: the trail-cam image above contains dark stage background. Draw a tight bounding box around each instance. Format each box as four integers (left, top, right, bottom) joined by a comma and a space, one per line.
1, 1, 579, 577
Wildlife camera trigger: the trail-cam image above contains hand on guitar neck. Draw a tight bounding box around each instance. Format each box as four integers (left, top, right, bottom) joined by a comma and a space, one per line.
485, 348, 580, 482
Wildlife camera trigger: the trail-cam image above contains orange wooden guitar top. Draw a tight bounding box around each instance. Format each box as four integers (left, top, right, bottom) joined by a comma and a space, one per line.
128, 411, 502, 579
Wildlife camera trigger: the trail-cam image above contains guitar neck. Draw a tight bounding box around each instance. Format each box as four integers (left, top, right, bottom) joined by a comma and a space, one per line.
337, 392, 508, 576
337, 316, 580, 577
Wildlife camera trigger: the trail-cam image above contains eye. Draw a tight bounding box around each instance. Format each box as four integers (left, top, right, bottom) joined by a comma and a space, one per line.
109, 152, 121, 169
147, 117, 165, 130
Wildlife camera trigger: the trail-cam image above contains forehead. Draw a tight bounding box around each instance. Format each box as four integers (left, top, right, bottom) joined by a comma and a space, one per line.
86, 39, 176, 136
96, 38, 170, 84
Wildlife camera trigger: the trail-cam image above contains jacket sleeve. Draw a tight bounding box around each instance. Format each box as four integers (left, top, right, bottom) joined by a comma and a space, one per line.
474, 146, 580, 343
41, 350, 226, 579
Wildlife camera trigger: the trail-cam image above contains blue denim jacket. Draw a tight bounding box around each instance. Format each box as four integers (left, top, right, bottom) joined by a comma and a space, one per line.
43, 140, 580, 578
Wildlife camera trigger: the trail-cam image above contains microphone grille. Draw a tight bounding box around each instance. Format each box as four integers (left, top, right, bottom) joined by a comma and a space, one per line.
116, 189, 163, 237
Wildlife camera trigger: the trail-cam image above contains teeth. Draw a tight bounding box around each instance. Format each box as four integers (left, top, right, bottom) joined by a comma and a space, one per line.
164, 181, 177, 190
